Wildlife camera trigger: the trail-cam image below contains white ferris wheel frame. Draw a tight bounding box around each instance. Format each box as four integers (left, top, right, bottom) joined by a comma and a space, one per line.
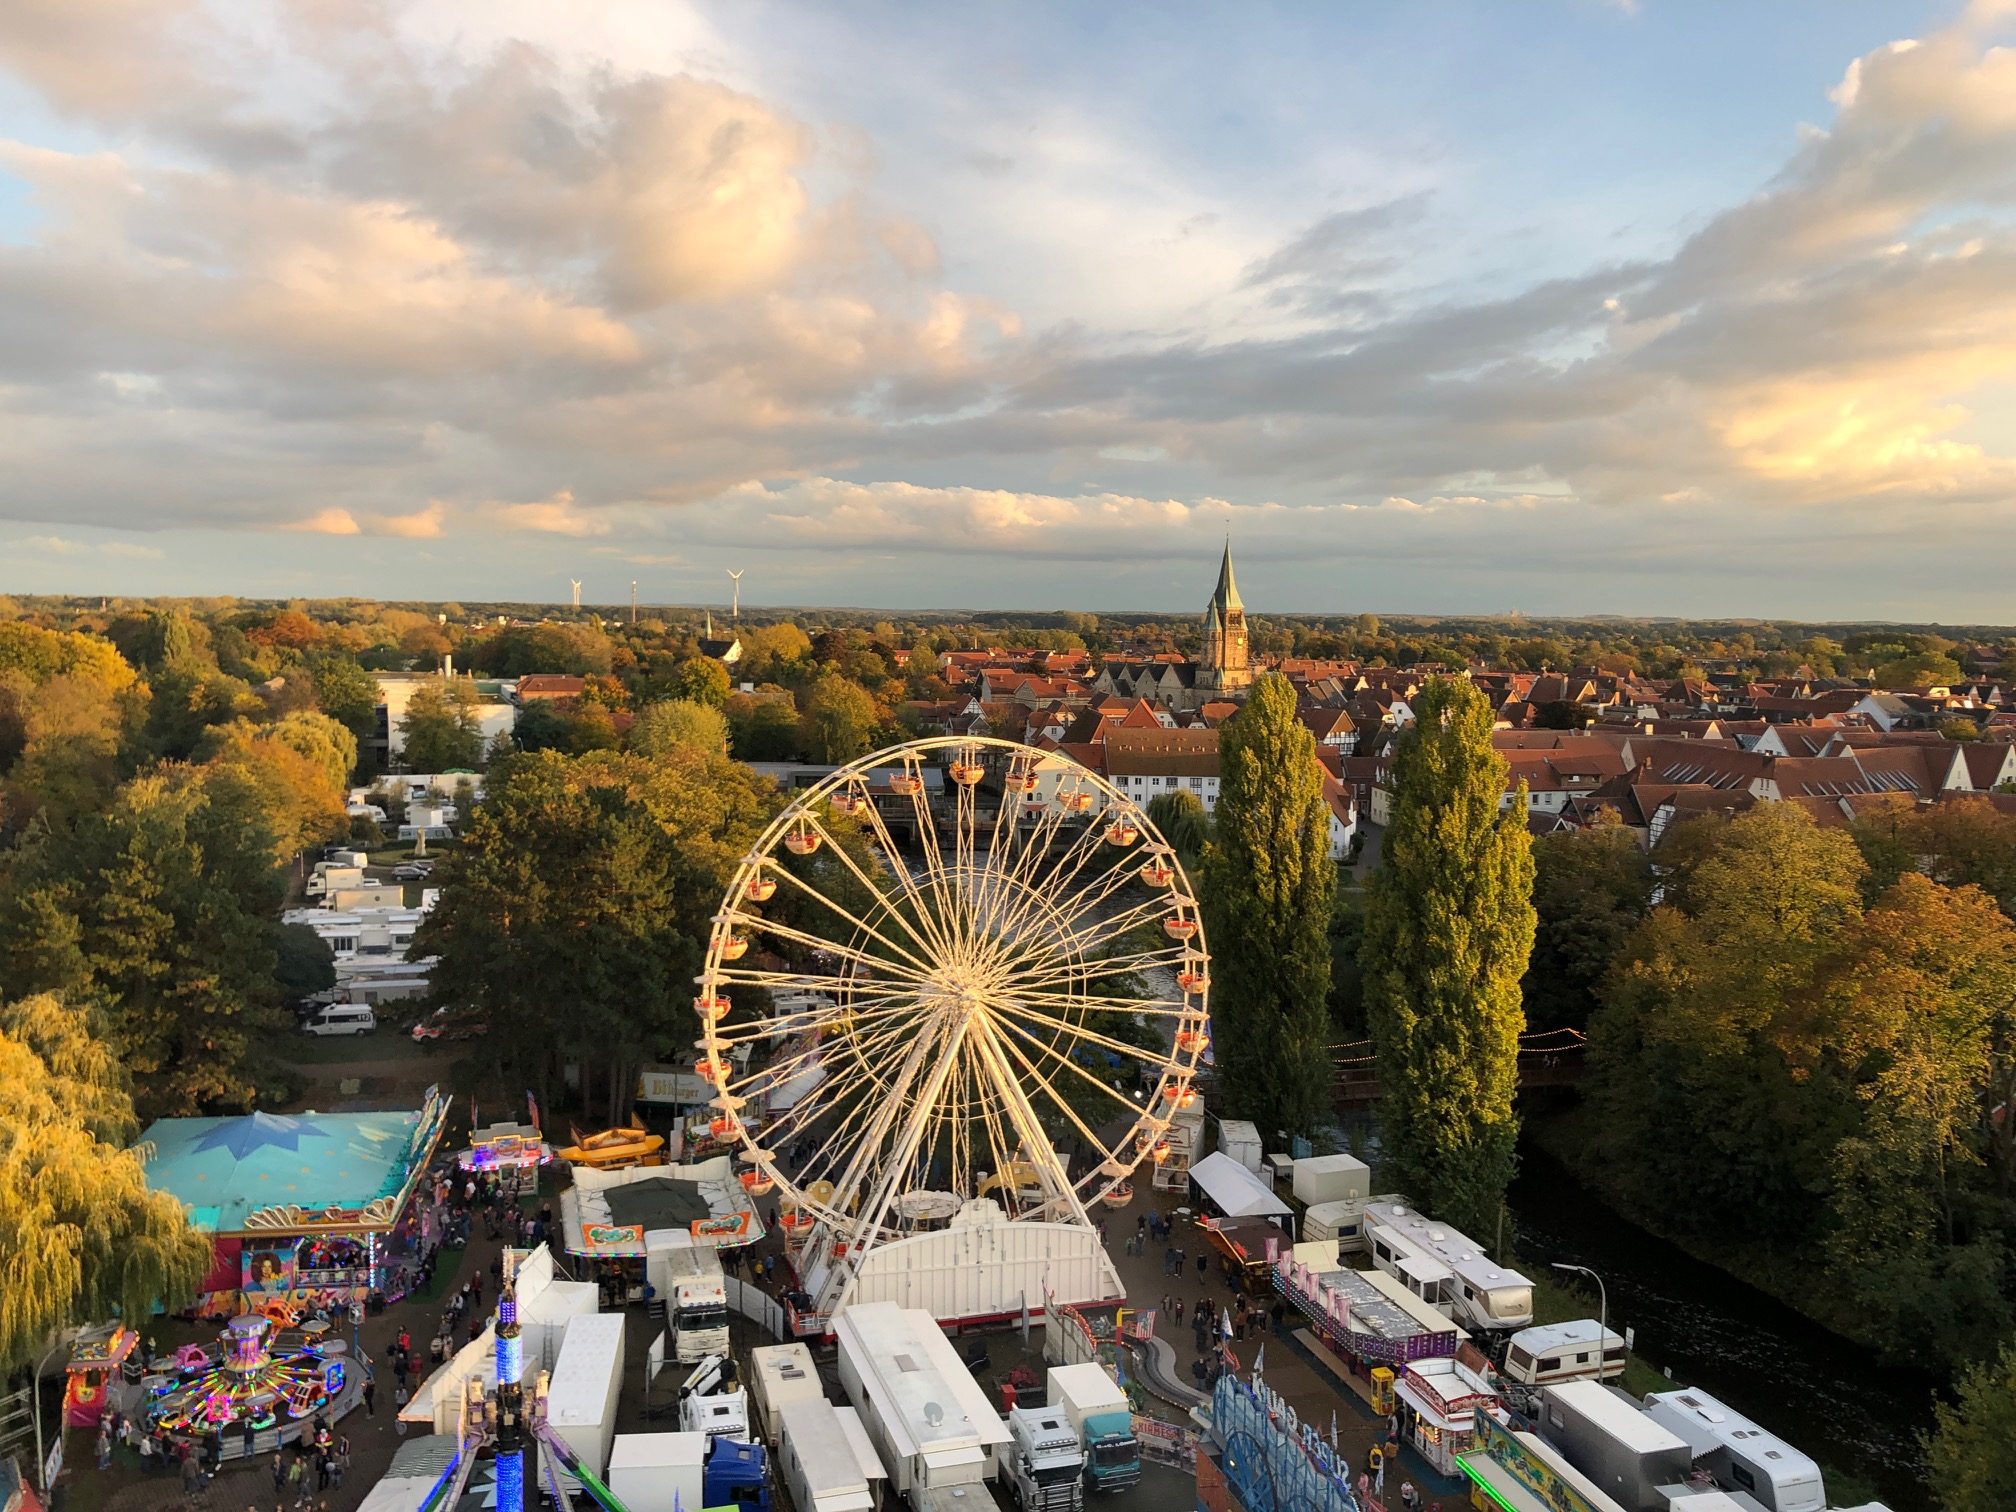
694, 735, 1210, 1277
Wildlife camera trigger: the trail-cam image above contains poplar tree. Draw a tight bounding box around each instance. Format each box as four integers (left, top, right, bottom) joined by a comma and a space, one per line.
1364, 676, 1535, 1236
1200, 673, 1334, 1139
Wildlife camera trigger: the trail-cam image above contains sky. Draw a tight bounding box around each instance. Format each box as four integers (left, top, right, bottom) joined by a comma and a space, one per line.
2, 1, 2015, 619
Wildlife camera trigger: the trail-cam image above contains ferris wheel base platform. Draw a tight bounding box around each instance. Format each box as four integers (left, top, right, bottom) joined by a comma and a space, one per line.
803, 1201, 1124, 1334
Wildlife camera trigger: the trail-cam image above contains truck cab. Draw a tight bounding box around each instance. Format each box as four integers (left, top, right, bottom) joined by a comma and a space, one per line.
1080, 1412, 1141, 1493
1006, 1405, 1085, 1512
678, 1354, 752, 1442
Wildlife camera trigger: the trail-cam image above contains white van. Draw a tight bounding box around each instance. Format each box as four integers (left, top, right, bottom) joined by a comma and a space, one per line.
303, 1005, 377, 1037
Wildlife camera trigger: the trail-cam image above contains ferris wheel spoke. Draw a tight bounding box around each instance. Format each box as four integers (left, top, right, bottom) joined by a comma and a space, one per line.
985, 994, 1182, 1072
766, 848, 944, 979
793, 810, 959, 970
986, 1005, 1153, 1125
968, 1017, 1084, 1222
980, 1014, 1125, 1180
853, 782, 961, 961
989, 945, 1195, 997
850, 1017, 971, 1247
993, 988, 1193, 1019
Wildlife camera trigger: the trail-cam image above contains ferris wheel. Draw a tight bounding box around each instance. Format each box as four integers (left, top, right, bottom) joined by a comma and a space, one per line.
694, 736, 1209, 1277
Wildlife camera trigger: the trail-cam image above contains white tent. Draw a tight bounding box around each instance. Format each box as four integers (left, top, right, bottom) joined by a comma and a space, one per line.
1188, 1151, 1293, 1227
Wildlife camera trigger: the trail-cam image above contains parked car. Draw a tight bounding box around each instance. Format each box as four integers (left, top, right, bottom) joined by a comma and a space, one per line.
303, 1005, 377, 1037
392, 864, 426, 879
411, 1008, 490, 1042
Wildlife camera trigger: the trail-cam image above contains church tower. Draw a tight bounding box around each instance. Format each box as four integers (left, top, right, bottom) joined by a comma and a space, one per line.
1199, 541, 1253, 695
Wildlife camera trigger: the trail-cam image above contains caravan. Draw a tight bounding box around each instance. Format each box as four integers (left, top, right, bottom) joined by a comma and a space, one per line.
1641, 1389, 1825, 1512
1362, 1202, 1532, 1333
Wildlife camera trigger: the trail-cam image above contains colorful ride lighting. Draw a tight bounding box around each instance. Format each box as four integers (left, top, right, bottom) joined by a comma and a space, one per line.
1104, 820, 1140, 847
694, 994, 731, 1021
1138, 859, 1174, 888
949, 761, 984, 787
889, 773, 923, 796
783, 826, 822, 856
745, 874, 778, 903
1163, 916, 1198, 941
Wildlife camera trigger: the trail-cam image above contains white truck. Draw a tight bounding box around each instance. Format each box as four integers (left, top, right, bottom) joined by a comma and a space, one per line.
1005, 1404, 1085, 1512
1047, 1364, 1140, 1494
605, 1432, 707, 1512
833, 1301, 1012, 1507
676, 1353, 752, 1442
779, 1396, 885, 1512
646, 1232, 730, 1362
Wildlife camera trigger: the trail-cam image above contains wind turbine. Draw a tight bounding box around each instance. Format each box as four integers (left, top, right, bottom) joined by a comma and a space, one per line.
726, 569, 745, 623
569, 579, 581, 610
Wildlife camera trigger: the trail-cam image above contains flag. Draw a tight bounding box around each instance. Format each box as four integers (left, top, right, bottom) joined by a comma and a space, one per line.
1221, 1307, 1234, 1339
1252, 1343, 1265, 1376
525, 1090, 542, 1135
469, 1092, 480, 1131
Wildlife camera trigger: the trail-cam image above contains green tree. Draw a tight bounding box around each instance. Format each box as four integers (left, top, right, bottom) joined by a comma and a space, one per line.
1199, 674, 1335, 1139
726, 689, 801, 761
631, 699, 730, 757
672, 658, 732, 707
1363, 676, 1535, 1234
307, 654, 380, 741
414, 749, 772, 1121
1524, 819, 1653, 1032
1874, 650, 1963, 688
274, 923, 337, 1004
1927, 1338, 2016, 1510
1145, 789, 1210, 873
801, 673, 881, 764
509, 701, 572, 754
0, 766, 287, 1116
0, 994, 213, 1372
399, 680, 485, 771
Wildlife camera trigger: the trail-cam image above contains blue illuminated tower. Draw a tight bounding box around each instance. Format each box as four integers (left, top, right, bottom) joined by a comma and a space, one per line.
493, 1250, 526, 1512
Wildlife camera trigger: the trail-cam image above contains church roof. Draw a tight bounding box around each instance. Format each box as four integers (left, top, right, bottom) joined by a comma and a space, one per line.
1212, 541, 1243, 615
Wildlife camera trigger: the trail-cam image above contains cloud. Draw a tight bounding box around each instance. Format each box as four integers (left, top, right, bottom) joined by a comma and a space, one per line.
10, 533, 163, 558
0, 4, 2014, 613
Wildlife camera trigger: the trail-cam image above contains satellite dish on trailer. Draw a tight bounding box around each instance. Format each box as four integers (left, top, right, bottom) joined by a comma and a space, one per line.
923, 1401, 945, 1427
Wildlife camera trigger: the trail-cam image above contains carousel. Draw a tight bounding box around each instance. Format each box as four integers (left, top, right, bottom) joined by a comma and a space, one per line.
145, 1314, 349, 1439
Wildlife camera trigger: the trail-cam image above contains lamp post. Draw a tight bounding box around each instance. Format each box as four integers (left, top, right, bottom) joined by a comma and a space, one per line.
1550, 1263, 1608, 1362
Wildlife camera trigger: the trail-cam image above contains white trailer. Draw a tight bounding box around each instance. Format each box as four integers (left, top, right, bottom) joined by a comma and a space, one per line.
748, 1342, 824, 1445
833, 1301, 1012, 1500
606, 1432, 706, 1512
543, 1312, 626, 1497
780, 1397, 881, 1512
1292, 1153, 1370, 1207
1217, 1119, 1264, 1173
1642, 1389, 1825, 1512
1363, 1201, 1533, 1332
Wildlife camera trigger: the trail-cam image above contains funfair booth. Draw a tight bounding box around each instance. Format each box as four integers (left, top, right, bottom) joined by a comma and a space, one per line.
135, 1092, 449, 1318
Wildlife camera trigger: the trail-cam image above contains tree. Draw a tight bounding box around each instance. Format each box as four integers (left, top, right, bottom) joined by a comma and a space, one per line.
399, 679, 485, 771
0, 766, 288, 1116
1145, 790, 1210, 873
274, 923, 337, 1004
726, 688, 801, 760
195, 717, 351, 860
1199, 674, 1335, 1139
1363, 676, 1535, 1235
1925, 1337, 2016, 1511
414, 749, 773, 1121
1874, 650, 1963, 688
801, 674, 881, 764
308, 654, 380, 740
631, 700, 730, 757
508, 701, 572, 755
1524, 820, 1652, 1031
0, 994, 213, 1372
672, 658, 732, 707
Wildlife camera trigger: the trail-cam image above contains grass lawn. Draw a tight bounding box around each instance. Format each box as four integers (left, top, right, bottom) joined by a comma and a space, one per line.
283, 1028, 431, 1065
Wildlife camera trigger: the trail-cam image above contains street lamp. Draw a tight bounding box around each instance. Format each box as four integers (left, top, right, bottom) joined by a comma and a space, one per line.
1550, 1262, 1609, 1365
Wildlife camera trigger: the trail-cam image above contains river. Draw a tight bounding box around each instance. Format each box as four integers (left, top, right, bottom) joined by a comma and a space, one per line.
1509, 1145, 1936, 1511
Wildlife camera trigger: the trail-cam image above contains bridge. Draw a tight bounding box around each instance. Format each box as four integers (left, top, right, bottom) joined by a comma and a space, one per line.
1332, 1027, 1587, 1107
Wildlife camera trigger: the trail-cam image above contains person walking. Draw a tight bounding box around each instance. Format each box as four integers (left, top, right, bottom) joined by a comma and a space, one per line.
1400, 1480, 1420, 1511
363, 1377, 377, 1415
270, 1450, 286, 1498
1196, 1251, 1207, 1279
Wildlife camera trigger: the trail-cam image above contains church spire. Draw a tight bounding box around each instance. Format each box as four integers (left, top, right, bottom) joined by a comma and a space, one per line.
1212, 538, 1243, 615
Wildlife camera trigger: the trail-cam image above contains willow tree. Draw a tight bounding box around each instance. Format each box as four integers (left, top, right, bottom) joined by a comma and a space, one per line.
1200, 673, 1335, 1139
0, 995, 211, 1372
1364, 676, 1535, 1236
